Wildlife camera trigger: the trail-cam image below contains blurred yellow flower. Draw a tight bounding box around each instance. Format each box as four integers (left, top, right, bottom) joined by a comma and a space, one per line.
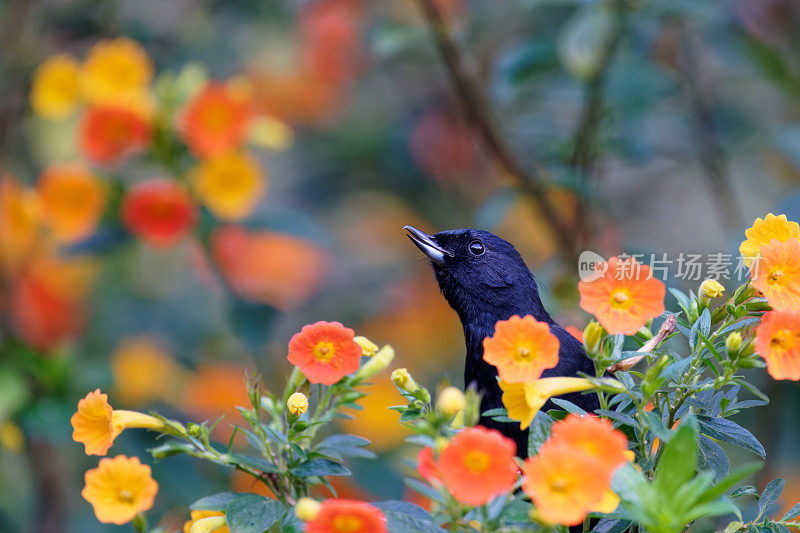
111, 337, 184, 406
183, 510, 229, 533
37, 163, 106, 243
71, 389, 164, 455
436, 386, 465, 415
192, 151, 264, 220
353, 336, 379, 357
31, 54, 82, 119
287, 392, 309, 415
248, 116, 294, 151
340, 381, 407, 451
82, 455, 158, 524
81, 37, 154, 113
740, 213, 800, 267
295, 497, 322, 521
0, 421, 24, 452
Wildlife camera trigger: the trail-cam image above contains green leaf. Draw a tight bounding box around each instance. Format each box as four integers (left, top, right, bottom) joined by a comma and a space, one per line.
372, 501, 440, 533
291, 458, 350, 477
527, 412, 553, 456
730, 485, 759, 499
756, 478, 785, 521
698, 416, 766, 458
550, 398, 587, 415
700, 463, 762, 504
190, 492, 238, 511
781, 501, 800, 521
317, 434, 376, 459
229, 453, 280, 474
225, 494, 286, 533
698, 435, 729, 479
654, 421, 698, 497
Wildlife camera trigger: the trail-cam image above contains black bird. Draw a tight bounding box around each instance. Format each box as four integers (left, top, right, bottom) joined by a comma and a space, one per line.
404, 225, 599, 458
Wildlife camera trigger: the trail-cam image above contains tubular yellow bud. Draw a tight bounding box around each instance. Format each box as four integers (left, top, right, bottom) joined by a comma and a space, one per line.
699, 279, 725, 303
191, 516, 227, 533
287, 392, 308, 415
391, 368, 418, 393
583, 321, 604, 353
354, 336, 379, 357
725, 332, 743, 354
437, 386, 466, 416
295, 497, 321, 522
353, 345, 395, 380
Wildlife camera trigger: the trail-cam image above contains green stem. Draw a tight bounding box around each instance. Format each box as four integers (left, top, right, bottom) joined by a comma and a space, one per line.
132, 514, 147, 533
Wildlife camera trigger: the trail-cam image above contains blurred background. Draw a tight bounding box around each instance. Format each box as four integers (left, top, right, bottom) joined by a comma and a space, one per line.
1, 0, 800, 531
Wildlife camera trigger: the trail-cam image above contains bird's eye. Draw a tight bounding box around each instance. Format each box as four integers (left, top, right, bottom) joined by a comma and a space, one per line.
468, 240, 485, 256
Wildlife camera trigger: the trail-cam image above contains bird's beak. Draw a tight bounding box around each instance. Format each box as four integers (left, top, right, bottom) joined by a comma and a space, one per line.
403, 225, 452, 265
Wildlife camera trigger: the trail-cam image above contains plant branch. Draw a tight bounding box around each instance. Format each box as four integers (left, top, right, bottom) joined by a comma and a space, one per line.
415, 0, 583, 265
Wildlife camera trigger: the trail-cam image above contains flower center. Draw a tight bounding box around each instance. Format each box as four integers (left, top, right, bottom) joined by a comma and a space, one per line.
551, 477, 569, 493
512, 344, 533, 363
332, 515, 363, 533
313, 341, 336, 362
609, 290, 630, 308
118, 489, 135, 504
462, 449, 490, 473
770, 329, 797, 351
769, 269, 785, 284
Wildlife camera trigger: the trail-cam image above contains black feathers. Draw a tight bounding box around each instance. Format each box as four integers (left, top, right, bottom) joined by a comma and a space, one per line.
405, 226, 598, 457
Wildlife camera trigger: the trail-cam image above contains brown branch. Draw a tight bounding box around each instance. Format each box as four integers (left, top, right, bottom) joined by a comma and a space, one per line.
415, 0, 583, 266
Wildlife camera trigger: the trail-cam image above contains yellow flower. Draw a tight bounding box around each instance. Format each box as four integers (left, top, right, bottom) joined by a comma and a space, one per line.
287, 392, 309, 415
295, 497, 322, 521
71, 389, 164, 456
192, 151, 265, 220
0, 421, 24, 452
500, 377, 602, 429
248, 115, 294, 151
184, 510, 229, 533
699, 279, 725, 302
740, 213, 800, 267
354, 336, 379, 357
437, 386, 466, 415
111, 337, 184, 406
582, 321, 604, 353
390, 368, 416, 392
82, 455, 158, 524
81, 37, 154, 113
31, 54, 81, 119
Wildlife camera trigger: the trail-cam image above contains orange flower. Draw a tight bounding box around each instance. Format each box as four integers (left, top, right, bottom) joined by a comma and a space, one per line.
210, 225, 327, 310
82, 455, 158, 524
751, 238, 800, 312
181, 82, 253, 157
740, 213, 800, 267
578, 256, 666, 335
71, 389, 163, 456
305, 499, 387, 533
80, 106, 151, 165
436, 426, 518, 506
564, 325, 583, 343
287, 321, 362, 385
191, 151, 264, 220
111, 336, 184, 406
482, 315, 559, 383
9, 253, 93, 350
183, 510, 229, 533
121, 179, 196, 248
417, 446, 442, 485
0, 175, 42, 273
755, 310, 800, 380
182, 363, 250, 441
522, 442, 607, 526
37, 164, 106, 242
550, 414, 629, 474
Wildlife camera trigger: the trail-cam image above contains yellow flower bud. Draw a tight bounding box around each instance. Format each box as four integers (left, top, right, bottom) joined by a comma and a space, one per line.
353, 345, 395, 380
434, 436, 449, 453
437, 386, 466, 416
287, 392, 308, 415
726, 332, 743, 354
354, 336, 379, 357
391, 368, 417, 392
295, 497, 321, 522
699, 279, 725, 302
583, 321, 604, 353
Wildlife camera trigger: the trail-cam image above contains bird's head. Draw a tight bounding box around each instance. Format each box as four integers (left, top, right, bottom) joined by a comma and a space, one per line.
404, 225, 550, 323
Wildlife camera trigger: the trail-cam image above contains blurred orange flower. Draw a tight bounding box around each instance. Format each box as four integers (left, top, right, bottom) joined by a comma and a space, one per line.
183, 510, 229, 533
111, 337, 184, 406
37, 164, 106, 242
71, 389, 163, 456
522, 442, 607, 526
416, 446, 441, 485
0, 175, 42, 273
483, 315, 560, 383
755, 310, 800, 380
181, 82, 253, 157
82, 455, 158, 525
751, 238, 800, 312
182, 363, 250, 437
299, 0, 364, 85
339, 380, 408, 451
305, 499, 387, 533
564, 325, 583, 343
409, 111, 481, 182
9, 253, 93, 350
740, 213, 800, 267
31, 54, 82, 119
436, 426, 518, 506
81, 37, 153, 113
578, 256, 665, 335
550, 414, 629, 473
192, 151, 264, 220
210, 225, 326, 310
80, 106, 151, 165
287, 321, 361, 385
121, 179, 196, 248
250, 67, 345, 125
